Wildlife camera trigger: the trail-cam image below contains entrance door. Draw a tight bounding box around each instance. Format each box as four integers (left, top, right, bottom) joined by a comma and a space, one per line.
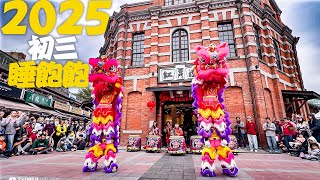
162, 101, 197, 145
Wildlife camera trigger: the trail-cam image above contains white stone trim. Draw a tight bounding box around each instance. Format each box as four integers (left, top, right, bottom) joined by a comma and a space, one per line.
158, 34, 170, 37
265, 75, 269, 89
144, 45, 151, 48
123, 130, 142, 134
133, 79, 137, 91
159, 52, 171, 56
190, 30, 202, 33
158, 43, 170, 47
210, 37, 219, 41
200, 9, 208, 13
262, 52, 276, 58
150, 42, 158, 46
116, 55, 124, 59
201, 16, 209, 21
209, 27, 218, 31
201, 26, 210, 30
236, 44, 244, 49
151, 33, 158, 37
190, 39, 203, 43
202, 36, 211, 40
233, 25, 241, 29
124, 74, 150, 80
117, 47, 124, 51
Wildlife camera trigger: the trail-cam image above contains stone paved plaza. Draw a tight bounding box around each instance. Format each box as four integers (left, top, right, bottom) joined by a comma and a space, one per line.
1, 149, 320, 180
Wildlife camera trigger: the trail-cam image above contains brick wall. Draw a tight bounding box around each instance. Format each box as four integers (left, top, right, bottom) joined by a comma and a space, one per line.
101, 0, 307, 147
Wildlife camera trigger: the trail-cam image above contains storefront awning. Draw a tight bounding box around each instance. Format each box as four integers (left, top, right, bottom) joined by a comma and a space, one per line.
282, 90, 320, 100
282, 90, 320, 114
54, 110, 86, 121
27, 103, 64, 117
146, 86, 191, 92
0, 99, 42, 112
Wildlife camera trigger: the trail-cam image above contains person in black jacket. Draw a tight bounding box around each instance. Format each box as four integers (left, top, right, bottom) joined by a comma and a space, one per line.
307, 113, 320, 142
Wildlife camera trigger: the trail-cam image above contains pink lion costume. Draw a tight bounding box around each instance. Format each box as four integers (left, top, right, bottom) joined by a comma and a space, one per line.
192, 42, 238, 177
83, 57, 123, 173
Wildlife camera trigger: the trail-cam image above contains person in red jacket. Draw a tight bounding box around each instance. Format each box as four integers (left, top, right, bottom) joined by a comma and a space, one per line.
281, 117, 296, 153
245, 116, 258, 152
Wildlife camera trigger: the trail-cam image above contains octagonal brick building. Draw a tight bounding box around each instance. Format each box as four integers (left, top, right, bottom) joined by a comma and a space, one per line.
100, 0, 316, 146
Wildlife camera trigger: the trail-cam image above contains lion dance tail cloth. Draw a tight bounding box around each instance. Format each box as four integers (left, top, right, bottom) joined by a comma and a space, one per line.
192, 42, 238, 177
83, 57, 123, 173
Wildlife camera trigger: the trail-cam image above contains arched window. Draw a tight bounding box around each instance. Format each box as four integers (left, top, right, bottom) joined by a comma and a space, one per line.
172, 29, 189, 62
273, 40, 283, 71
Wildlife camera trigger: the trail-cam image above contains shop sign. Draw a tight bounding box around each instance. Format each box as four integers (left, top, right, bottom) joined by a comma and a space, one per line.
0, 51, 16, 71
159, 65, 194, 83
25, 91, 52, 107
0, 81, 22, 99
82, 110, 91, 117
54, 101, 70, 111
70, 106, 82, 115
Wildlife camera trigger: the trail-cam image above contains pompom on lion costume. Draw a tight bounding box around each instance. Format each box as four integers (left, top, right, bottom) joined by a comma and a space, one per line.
192, 42, 238, 177
83, 57, 123, 173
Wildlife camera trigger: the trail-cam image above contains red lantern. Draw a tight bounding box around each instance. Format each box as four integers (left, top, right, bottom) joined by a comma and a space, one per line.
147, 101, 156, 111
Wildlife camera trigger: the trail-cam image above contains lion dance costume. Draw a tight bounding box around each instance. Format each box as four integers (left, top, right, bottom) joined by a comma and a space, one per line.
192, 42, 238, 177
83, 57, 123, 173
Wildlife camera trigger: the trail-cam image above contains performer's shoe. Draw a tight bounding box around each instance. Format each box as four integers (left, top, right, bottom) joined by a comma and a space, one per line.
200, 168, 216, 177
222, 167, 238, 177
104, 163, 118, 173
83, 163, 98, 172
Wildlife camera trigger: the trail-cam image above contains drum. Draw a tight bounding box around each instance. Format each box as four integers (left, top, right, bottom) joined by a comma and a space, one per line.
146, 135, 161, 152
228, 135, 239, 155
168, 136, 186, 154
127, 135, 141, 152
190, 135, 203, 154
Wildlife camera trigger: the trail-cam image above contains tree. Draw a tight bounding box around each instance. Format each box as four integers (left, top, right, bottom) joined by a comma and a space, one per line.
75, 87, 93, 102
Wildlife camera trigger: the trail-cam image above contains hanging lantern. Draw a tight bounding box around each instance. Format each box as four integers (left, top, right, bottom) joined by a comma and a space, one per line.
147, 101, 156, 111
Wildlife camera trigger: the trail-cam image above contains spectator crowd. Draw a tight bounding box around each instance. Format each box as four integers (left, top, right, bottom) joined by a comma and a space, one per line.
0, 109, 90, 159
233, 113, 320, 161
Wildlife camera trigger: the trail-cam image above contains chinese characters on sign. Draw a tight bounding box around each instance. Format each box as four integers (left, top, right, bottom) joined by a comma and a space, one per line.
28, 35, 78, 61
8, 61, 89, 88
159, 65, 194, 83
25, 91, 52, 107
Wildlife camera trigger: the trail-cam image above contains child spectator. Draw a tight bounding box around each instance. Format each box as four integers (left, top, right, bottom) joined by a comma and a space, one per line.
289, 134, 306, 149
66, 131, 76, 150
0, 135, 8, 158
303, 143, 320, 160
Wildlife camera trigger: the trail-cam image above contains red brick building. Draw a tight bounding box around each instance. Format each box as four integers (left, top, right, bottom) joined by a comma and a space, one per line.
100, 0, 319, 146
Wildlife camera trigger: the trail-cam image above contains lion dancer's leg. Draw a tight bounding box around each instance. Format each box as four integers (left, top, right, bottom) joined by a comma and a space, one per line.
83, 143, 104, 172
201, 146, 217, 177
83, 109, 104, 172
217, 146, 238, 177
103, 94, 122, 173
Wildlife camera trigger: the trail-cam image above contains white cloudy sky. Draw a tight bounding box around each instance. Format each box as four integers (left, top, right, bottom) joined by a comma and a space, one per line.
1, 0, 320, 94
